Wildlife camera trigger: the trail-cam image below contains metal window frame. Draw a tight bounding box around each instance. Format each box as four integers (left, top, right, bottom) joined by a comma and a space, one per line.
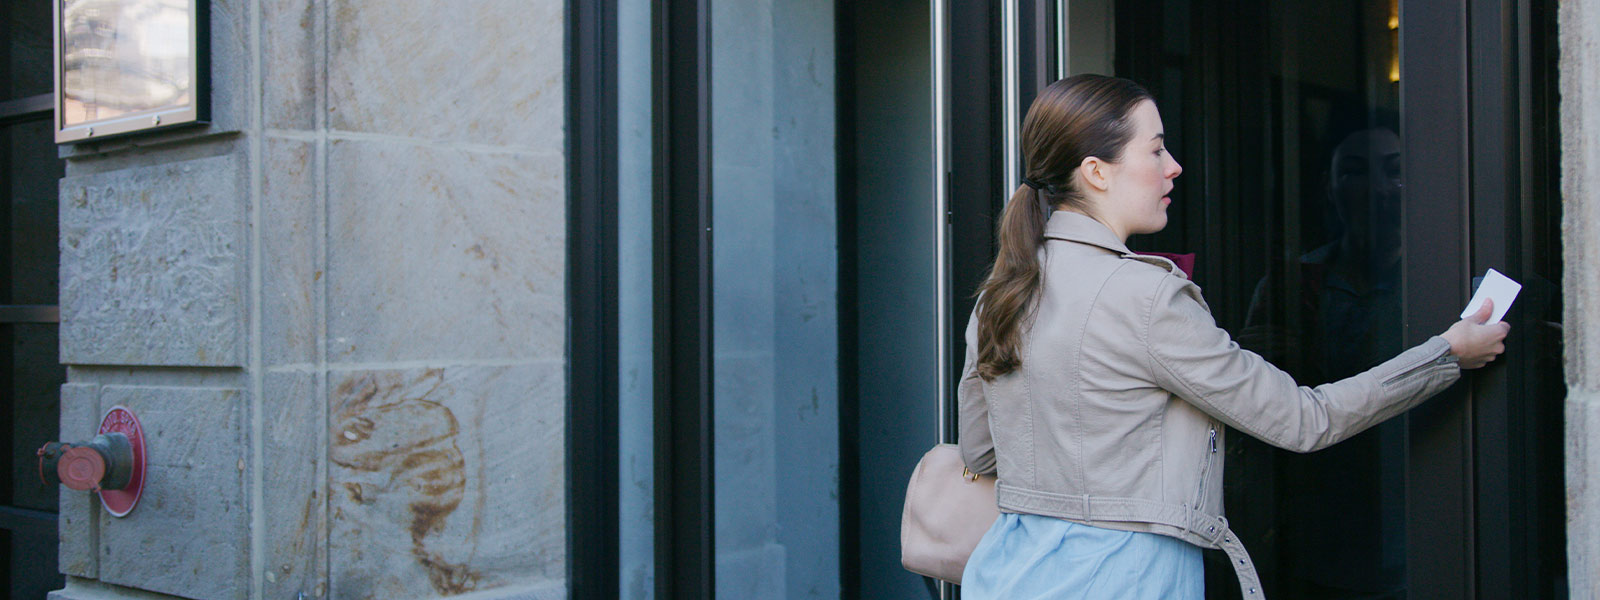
652, 0, 715, 597
0, 95, 52, 126
565, 0, 621, 597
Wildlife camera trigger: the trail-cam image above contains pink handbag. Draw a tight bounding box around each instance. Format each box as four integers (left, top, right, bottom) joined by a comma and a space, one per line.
900, 443, 999, 584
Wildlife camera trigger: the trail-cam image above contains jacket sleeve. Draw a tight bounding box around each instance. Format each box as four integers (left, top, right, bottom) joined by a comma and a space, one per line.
957, 308, 997, 475
1144, 274, 1461, 453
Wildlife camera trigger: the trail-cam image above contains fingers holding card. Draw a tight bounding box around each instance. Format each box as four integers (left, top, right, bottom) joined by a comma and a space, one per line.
1460, 268, 1521, 325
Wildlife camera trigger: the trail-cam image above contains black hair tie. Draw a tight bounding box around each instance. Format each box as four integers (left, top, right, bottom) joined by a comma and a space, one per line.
1021, 176, 1048, 191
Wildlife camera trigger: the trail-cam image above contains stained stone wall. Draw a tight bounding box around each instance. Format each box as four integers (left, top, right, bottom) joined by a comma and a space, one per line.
1563, 1, 1600, 597
50, 1, 567, 599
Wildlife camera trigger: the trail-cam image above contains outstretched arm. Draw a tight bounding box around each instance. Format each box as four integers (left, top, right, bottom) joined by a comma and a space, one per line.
1145, 276, 1474, 453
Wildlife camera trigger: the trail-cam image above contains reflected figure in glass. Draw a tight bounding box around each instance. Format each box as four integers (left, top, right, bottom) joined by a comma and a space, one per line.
1240, 109, 1408, 599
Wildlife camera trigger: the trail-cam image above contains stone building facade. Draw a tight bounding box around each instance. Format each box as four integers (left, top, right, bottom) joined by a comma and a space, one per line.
47, 1, 568, 598
10, 0, 1599, 599
1563, 1, 1600, 597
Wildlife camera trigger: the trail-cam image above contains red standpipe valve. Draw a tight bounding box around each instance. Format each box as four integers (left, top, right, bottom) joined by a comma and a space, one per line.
37, 405, 146, 516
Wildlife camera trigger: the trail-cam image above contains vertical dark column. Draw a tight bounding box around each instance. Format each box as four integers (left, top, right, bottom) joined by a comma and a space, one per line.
1516, 0, 1569, 594
1400, 0, 1474, 596
1469, 0, 1568, 595
834, 1, 860, 597
653, 0, 714, 597
1467, 0, 1518, 596
0, 4, 18, 596
565, 0, 620, 598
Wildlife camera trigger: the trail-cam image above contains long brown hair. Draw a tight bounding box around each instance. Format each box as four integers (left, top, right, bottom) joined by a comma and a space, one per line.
975, 74, 1152, 380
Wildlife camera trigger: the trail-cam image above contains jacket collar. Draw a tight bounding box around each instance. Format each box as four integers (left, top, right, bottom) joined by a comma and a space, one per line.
1042, 210, 1131, 255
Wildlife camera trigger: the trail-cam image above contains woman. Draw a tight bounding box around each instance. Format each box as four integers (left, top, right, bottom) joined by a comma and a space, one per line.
955, 74, 1509, 599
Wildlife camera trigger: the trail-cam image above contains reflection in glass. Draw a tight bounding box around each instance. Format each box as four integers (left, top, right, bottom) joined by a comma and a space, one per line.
617, 0, 653, 598
60, 0, 193, 126
1241, 112, 1407, 598
710, 0, 839, 597
1115, 0, 1407, 597
1235, 3, 1406, 598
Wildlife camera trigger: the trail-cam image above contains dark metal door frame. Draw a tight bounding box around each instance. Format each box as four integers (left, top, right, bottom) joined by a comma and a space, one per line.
652, 0, 715, 597
1462, 0, 1566, 595
1403, 0, 1565, 595
565, 0, 621, 598
1398, 2, 1474, 597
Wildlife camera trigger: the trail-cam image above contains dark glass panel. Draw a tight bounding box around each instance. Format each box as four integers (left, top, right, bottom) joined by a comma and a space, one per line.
1117, 0, 1407, 597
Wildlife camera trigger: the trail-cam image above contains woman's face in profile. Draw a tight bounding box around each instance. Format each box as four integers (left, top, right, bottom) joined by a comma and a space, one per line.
1102, 100, 1183, 238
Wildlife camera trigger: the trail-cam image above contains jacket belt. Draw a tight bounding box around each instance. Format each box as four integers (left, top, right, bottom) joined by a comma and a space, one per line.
996, 483, 1265, 598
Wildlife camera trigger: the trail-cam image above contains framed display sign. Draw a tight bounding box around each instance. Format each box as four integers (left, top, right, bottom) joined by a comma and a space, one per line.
54, 0, 209, 143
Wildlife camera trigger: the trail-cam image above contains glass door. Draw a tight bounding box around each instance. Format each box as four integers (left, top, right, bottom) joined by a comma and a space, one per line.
1113, 1, 1411, 597
1092, 0, 1565, 597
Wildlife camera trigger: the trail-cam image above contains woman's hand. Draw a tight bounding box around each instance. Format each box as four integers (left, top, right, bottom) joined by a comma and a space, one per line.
1441, 299, 1511, 369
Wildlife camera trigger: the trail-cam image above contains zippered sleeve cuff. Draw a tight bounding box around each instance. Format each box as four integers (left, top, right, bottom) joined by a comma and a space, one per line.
1372, 336, 1460, 401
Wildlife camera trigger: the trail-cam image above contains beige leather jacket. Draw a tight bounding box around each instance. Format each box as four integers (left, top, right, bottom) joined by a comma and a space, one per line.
958, 211, 1461, 598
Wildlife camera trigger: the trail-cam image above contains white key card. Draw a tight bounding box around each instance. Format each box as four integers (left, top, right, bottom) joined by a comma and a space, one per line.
1459, 268, 1521, 325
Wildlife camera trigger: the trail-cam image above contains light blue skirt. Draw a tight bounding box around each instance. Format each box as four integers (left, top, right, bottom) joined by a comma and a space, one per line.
960, 512, 1203, 599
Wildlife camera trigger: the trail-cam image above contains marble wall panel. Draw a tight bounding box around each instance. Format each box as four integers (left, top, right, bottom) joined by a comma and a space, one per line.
263, 373, 326, 598
57, 383, 100, 579
1569, 389, 1600, 597
327, 0, 563, 153
711, 355, 777, 552
1563, 0, 1600, 390
1564, 4, 1599, 595
207, 0, 249, 133
325, 141, 564, 363
714, 543, 785, 599
96, 386, 248, 600
262, 139, 320, 366
264, 0, 321, 130
59, 154, 246, 367
326, 363, 564, 599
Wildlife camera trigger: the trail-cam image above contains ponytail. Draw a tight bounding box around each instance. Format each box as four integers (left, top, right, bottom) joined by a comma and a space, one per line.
975, 184, 1051, 380
973, 74, 1151, 379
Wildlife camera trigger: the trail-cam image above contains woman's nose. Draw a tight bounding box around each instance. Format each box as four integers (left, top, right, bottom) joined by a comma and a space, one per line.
1168, 156, 1183, 178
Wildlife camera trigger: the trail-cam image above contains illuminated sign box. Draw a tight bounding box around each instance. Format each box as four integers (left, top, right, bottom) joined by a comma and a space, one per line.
54, 0, 209, 143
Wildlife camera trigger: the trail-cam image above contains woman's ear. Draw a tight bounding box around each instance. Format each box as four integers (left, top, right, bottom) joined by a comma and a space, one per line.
1078, 156, 1111, 192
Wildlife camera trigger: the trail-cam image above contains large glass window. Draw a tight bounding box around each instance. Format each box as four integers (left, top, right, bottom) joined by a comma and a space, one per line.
615, 1, 842, 597
709, 1, 840, 597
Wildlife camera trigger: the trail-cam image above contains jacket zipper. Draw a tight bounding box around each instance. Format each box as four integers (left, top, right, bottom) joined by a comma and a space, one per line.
1381, 353, 1453, 387
1193, 426, 1217, 511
